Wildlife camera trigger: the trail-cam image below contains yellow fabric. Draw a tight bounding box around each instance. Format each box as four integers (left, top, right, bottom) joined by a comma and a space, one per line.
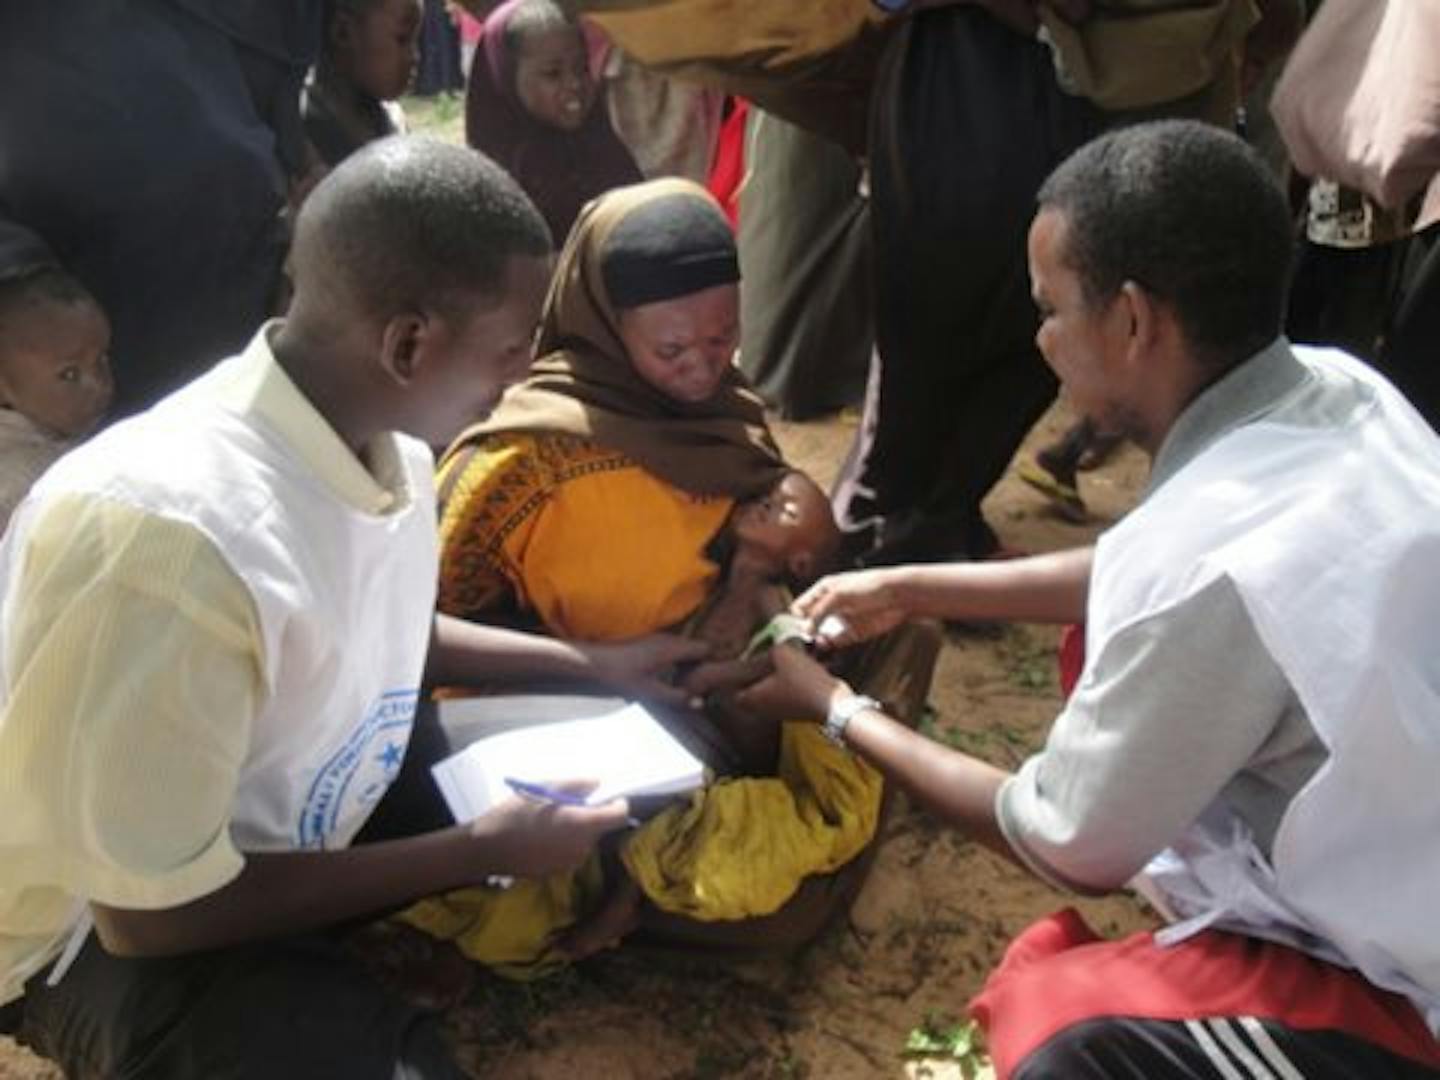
622, 723, 883, 919
577, 0, 882, 76
403, 724, 883, 972
0, 498, 263, 1004
398, 859, 606, 980
437, 431, 732, 640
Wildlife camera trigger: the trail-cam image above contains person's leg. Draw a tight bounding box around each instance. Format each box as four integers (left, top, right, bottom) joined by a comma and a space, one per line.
1018, 1015, 1440, 1079
1381, 223, 1440, 430
737, 110, 873, 420
1287, 240, 1405, 361
847, 7, 1105, 565
14, 933, 466, 1079
973, 910, 1440, 1080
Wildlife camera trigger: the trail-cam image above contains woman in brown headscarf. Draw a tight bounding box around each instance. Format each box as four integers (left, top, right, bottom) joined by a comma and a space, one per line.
438, 177, 783, 640
407, 179, 937, 971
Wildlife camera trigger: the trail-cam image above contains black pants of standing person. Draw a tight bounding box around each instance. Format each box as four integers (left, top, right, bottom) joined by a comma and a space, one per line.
833, 7, 1106, 565
0, 705, 469, 1080
1381, 223, 1440, 430
1288, 238, 1410, 362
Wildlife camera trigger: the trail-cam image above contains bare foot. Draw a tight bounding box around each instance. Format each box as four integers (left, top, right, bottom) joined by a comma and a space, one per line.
556, 876, 642, 960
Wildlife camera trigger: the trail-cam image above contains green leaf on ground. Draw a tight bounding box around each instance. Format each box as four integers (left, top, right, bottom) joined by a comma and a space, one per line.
903, 1014, 983, 1063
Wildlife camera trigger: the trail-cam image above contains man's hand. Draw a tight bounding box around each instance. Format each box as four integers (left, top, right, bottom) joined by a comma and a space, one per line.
734, 644, 849, 722
582, 634, 711, 707
793, 567, 910, 648
467, 783, 631, 880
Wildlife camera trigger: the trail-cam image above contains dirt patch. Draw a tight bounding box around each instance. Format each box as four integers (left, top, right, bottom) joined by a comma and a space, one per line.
0, 403, 1154, 1079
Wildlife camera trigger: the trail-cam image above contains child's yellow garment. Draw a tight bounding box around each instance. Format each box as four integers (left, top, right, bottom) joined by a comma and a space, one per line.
400, 722, 881, 974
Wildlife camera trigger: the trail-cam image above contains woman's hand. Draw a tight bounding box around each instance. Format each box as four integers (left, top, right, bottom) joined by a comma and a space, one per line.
734, 643, 850, 722
793, 567, 910, 648
584, 634, 711, 707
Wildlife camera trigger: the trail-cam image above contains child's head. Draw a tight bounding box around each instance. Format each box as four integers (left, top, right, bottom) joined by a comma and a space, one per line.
282, 136, 554, 447
504, 0, 595, 132
323, 0, 422, 102
732, 470, 841, 587
0, 270, 113, 439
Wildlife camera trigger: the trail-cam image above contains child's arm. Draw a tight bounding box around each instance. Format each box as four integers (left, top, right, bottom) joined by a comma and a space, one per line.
91, 794, 628, 958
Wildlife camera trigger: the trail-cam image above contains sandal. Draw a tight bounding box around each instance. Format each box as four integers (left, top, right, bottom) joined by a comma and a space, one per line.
1016, 462, 1087, 523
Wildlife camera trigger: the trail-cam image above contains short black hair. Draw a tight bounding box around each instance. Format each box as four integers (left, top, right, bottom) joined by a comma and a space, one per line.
292, 135, 552, 322
1037, 120, 1293, 369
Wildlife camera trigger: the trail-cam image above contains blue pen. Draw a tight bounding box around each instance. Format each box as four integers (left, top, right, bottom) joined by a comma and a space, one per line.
504, 777, 641, 827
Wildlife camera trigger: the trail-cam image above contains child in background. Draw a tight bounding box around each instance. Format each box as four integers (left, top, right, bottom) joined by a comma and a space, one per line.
0, 224, 112, 530
465, 0, 641, 242
303, 0, 422, 168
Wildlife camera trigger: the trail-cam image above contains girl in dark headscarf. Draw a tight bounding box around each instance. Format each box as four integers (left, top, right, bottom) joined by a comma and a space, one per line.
465, 0, 642, 243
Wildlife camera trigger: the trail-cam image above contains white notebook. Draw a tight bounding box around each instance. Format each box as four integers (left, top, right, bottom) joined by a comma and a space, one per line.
430, 700, 707, 823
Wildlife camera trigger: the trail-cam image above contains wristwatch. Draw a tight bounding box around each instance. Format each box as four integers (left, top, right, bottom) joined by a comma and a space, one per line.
824, 694, 881, 747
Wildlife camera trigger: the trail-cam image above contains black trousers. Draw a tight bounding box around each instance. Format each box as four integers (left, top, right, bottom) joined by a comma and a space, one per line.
1381, 222, 1440, 430
1018, 1015, 1440, 1079
6, 933, 464, 1080
3, 704, 466, 1080
849, 6, 1106, 563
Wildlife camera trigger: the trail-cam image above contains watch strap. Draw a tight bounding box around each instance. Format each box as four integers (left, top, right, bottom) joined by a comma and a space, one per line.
824, 693, 881, 746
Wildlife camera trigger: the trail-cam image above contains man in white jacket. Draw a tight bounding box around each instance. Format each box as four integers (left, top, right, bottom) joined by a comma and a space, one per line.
745, 121, 1440, 1079
0, 137, 702, 1078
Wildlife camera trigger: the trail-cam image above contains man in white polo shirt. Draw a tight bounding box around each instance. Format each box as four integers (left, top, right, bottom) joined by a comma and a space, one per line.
0, 137, 699, 1077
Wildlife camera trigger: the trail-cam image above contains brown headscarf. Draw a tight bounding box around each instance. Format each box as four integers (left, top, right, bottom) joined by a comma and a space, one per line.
452, 178, 785, 499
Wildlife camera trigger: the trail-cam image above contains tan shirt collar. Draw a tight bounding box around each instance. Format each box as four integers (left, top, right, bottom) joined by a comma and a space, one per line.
217, 322, 408, 515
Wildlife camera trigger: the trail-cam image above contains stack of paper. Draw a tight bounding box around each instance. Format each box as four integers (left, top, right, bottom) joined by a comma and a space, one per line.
431, 701, 706, 823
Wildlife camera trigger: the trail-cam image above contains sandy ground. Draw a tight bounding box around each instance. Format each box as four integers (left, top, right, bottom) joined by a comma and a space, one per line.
0, 401, 1158, 1079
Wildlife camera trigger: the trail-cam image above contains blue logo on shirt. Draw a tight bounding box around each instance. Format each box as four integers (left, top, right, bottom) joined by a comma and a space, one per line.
297, 689, 418, 848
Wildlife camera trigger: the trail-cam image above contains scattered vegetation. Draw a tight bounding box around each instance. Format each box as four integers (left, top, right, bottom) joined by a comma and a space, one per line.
903, 1013, 990, 1078
401, 92, 465, 143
